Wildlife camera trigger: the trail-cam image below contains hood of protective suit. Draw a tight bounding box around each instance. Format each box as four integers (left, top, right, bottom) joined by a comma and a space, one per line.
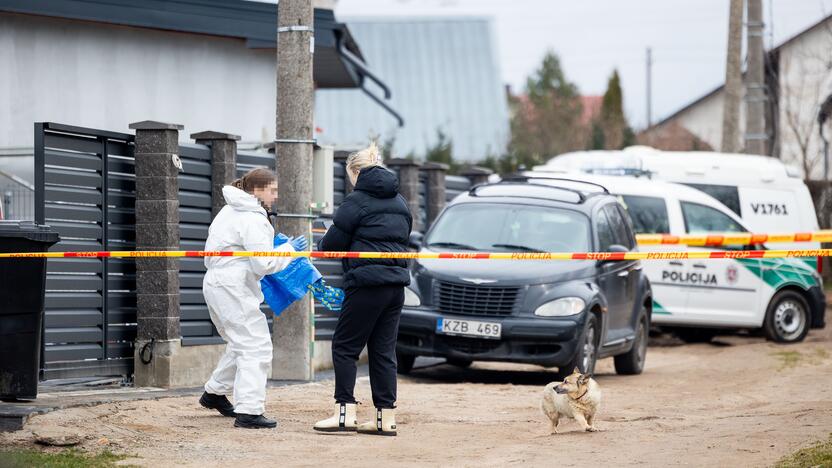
222, 185, 266, 213
354, 166, 399, 199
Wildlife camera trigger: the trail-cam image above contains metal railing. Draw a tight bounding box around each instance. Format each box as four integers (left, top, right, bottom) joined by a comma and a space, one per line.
1, 186, 35, 220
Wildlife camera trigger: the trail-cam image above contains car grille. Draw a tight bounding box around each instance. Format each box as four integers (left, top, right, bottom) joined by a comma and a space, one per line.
443, 336, 502, 355
436, 281, 521, 316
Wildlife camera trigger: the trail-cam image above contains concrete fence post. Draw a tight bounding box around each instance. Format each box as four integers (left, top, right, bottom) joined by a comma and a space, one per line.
420, 162, 448, 228
387, 158, 423, 232
129, 120, 183, 387
460, 166, 494, 187
191, 131, 240, 218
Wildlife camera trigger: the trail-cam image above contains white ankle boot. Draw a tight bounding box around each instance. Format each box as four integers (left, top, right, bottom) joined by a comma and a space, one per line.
357, 408, 397, 436
313, 403, 357, 432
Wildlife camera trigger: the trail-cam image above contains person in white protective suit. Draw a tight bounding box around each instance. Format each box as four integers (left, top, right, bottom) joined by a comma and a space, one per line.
198, 167, 308, 429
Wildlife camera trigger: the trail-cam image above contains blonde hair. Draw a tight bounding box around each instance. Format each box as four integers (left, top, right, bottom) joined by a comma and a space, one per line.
346, 141, 383, 174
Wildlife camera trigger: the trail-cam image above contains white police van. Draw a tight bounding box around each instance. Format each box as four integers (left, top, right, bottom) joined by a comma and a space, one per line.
535, 147, 821, 254
521, 173, 826, 343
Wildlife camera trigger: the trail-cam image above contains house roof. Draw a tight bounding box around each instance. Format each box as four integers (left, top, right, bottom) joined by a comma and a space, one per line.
0, 0, 366, 88
313, 17, 509, 161
650, 12, 832, 129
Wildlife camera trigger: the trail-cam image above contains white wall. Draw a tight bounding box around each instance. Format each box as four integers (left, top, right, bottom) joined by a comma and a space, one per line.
776, 23, 832, 179
0, 13, 280, 148
649, 17, 832, 180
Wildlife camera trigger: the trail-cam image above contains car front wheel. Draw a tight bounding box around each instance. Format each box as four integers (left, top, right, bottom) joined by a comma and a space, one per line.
557, 313, 599, 379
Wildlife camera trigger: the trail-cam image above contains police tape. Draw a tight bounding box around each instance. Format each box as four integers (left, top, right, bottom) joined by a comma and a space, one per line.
634, 230, 832, 246
311, 228, 832, 246
1, 249, 831, 261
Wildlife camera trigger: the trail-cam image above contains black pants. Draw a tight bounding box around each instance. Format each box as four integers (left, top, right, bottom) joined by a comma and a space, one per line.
332, 285, 404, 409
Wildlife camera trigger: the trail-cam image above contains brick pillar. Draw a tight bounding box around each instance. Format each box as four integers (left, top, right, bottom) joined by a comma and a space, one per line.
461, 166, 494, 186
130, 120, 183, 387
387, 158, 423, 232
191, 131, 240, 218
421, 162, 448, 228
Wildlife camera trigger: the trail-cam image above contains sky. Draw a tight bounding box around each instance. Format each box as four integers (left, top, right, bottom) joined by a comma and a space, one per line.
327, 0, 832, 130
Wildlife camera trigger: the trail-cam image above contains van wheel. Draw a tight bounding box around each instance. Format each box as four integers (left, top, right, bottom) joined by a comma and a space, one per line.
557, 314, 599, 379
397, 352, 416, 375
674, 328, 717, 344
614, 313, 649, 375
764, 290, 810, 343
446, 358, 472, 368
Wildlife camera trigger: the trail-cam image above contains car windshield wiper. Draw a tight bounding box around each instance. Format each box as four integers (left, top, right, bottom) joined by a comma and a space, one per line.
491, 243, 545, 253
427, 241, 478, 251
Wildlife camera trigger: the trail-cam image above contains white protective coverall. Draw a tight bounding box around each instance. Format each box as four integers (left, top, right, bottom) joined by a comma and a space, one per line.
203, 186, 295, 415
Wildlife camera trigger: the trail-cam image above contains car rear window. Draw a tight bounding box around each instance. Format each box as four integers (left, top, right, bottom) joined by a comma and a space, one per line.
618, 195, 670, 234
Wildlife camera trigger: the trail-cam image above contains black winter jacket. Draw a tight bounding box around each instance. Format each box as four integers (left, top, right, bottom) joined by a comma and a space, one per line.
319, 166, 412, 289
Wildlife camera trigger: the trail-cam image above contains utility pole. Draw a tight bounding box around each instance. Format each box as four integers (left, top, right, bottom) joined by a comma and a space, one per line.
745, 0, 768, 155
273, 0, 315, 381
722, 0, 744, 153
646, 47, 652, 128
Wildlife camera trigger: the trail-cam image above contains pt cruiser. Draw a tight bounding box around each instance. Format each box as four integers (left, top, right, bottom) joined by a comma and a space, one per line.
397, 177, 652, 378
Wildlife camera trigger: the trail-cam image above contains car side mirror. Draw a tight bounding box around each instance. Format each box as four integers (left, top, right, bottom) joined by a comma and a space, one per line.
597, 244, 630, 265
409, 231, 424, 250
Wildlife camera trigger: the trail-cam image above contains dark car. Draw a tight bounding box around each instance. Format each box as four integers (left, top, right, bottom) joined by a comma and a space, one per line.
397, 176, 652, 378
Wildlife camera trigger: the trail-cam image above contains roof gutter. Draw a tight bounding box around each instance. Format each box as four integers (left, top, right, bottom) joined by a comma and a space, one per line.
337, 38, 404, 127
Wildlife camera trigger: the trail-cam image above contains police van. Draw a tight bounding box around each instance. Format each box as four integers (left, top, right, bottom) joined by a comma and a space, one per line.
521, 172, 826, 343
535, 147, 821, 254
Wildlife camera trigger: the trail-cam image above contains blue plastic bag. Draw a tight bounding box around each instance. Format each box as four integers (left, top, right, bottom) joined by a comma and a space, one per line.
260, 233, 322, 316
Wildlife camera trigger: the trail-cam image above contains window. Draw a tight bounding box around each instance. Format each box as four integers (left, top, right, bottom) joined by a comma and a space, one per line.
682, 183, 742, 216
603, 204, 635, 249
681, 201, 746, 234
595, 210, 616, 252
619, 195, 670, 234
426, 204, 590, 252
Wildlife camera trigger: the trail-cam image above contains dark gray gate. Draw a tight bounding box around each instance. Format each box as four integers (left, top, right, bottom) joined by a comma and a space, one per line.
35, 123, 137, 380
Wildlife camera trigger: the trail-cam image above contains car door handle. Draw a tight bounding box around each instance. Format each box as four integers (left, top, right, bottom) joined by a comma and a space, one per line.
693, 264, 707, 269
669, 261, 683, 266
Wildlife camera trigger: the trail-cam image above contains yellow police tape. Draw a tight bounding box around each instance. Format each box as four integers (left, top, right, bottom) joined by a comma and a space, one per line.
634, 230, 832, 246
0, 249, 830, 261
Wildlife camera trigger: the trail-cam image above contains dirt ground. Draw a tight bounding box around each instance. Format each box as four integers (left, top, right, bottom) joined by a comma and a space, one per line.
2, 328, 832, 468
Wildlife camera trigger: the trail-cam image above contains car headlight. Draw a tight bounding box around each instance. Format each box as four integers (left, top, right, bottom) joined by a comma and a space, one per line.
534, 297, 586, 317
404, 287, 421, 307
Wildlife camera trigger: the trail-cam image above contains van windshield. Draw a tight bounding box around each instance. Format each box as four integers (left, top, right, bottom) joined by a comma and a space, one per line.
426, 204, 590, 253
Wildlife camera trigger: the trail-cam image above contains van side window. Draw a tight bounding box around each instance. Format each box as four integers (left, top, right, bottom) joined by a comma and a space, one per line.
619, 195, 670, 234
603, 204, 635, 249
682, 183, 742, 216
681, 201, 746, 234
596, 209, 616, 252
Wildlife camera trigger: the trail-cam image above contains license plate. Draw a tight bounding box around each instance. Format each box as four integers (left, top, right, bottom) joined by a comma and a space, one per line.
436, 317, 501, 339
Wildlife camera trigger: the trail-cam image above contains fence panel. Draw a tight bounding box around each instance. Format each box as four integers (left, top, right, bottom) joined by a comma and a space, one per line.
35, 122, 136, 380
445, 175, 471, 202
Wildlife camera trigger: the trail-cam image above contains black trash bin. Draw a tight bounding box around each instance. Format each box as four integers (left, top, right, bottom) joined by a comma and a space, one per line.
0, 221, 60, 401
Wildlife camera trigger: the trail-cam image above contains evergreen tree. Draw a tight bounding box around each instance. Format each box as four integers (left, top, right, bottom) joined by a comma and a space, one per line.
507, 51, 584, 171
599, 70, 635, 149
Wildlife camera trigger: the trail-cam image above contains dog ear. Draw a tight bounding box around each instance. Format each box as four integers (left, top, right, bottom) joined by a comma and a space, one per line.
573, 367, 581, 375
578, 374, 589, 385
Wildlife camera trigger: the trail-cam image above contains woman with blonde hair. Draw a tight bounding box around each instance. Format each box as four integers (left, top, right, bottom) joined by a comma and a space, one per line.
199, 168, 307, 429
314, 142, 412, 436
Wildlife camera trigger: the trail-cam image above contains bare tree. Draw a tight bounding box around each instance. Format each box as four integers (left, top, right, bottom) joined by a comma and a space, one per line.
777, 19, 832, 180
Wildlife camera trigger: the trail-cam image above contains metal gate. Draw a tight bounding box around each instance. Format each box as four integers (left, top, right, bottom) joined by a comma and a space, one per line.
35, 123, 138, 380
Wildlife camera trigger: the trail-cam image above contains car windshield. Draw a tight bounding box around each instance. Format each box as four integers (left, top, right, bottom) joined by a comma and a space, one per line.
426, 203, 590, 252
